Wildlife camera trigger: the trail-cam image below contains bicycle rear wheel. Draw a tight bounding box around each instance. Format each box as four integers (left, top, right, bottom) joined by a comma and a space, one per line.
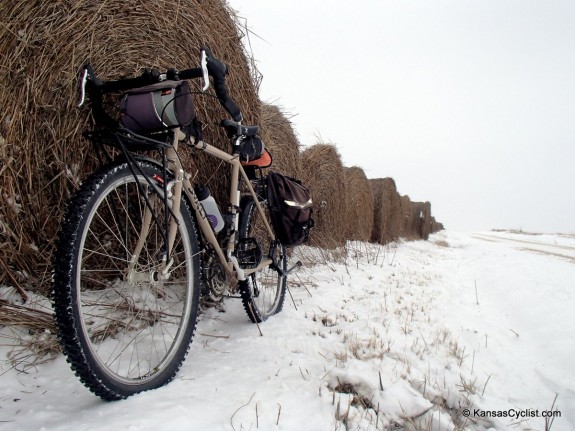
239, 197, 287, 323
52, 160, 200, 400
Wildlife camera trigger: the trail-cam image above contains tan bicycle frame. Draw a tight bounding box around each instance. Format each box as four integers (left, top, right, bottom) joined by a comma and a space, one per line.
159, 129, 275, 282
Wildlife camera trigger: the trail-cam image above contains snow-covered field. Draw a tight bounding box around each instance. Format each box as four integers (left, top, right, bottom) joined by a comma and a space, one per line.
1, 230, 574, 430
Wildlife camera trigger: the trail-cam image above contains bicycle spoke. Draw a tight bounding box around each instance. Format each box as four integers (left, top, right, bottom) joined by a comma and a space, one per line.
52, 162, 200, 399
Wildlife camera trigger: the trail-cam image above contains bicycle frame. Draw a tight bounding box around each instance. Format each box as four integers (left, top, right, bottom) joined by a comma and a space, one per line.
133, 128, 276, 283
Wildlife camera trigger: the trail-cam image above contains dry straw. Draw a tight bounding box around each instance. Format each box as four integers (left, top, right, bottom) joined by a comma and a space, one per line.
370, 178, 403, 244
0, 0, 260, 293
300, 143, 347, 248
399, 195, 414, 238
0, 299, 56, 333
409, 201, 432, 240
431, 217, 444, 233
407, 200, 445, 240
343, 166, 373, 242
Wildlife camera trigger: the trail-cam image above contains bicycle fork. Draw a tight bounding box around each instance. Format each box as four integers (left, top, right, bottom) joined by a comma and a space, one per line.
125, 135, 184, 284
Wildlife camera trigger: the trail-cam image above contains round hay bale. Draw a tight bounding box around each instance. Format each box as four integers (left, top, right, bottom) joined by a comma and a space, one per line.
408, 201, 433, 240
258, 103, 301, 177
369, 177, 402, 244
0, 0, 260, 293
399, 194, 415, 239
418, 202, 432, 241
343, 166, 373, 242
300, 143, 346, 248
405, 201, 422, 240
431, 217, 445, 233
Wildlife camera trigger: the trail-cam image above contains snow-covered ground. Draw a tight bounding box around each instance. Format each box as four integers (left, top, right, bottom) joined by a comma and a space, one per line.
1, 230, 574, 430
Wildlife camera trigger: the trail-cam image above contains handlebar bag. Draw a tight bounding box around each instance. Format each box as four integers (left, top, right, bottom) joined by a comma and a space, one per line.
266, 172, 314, 247
120, 80, 195, 133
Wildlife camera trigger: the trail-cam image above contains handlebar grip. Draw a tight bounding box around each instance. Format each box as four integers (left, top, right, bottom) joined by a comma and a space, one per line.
80, 64, 151, 95
212, 79, 243, 122
204, 46, 228, 77
178, 67, 203, 80
203, 47, 243, 122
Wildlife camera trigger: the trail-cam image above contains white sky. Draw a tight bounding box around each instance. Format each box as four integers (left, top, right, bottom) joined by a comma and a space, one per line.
228, 0, 575, 233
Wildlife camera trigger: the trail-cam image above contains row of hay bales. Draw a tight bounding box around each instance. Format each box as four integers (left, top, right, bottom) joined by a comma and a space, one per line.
244, 104, 444, 249
369, 178, 444, 245
300, 153, 443, 248
259, 105, 443, 248
0, 0, 442, 294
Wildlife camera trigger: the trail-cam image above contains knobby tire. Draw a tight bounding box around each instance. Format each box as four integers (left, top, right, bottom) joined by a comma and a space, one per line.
238, 197, 287, 323
51, 161, 200, 400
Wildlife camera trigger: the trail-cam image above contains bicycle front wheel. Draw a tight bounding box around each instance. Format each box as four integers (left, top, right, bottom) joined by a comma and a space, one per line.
239, 197, 287, 323
52, 161, 200, 400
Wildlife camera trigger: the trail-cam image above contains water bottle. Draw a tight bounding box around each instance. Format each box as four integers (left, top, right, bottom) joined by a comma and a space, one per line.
195, 185, 225, 233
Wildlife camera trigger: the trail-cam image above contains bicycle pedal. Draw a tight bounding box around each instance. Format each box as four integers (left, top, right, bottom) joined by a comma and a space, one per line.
236, 238, 262, 269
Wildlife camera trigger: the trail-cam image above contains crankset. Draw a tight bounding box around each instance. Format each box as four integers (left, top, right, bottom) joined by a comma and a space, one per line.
202, 253, 230, 302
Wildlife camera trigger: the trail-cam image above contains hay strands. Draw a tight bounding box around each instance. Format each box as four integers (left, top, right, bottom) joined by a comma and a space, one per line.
0, 299, 56, 333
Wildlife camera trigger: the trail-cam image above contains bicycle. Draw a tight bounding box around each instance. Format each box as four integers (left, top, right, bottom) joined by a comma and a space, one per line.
51, 47, 300, 400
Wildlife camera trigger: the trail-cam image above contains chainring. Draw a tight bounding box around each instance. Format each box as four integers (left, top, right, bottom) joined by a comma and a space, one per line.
202, 253, 230, 302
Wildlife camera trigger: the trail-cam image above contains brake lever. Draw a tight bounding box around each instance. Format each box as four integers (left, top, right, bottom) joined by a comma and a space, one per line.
78, 68, 89, 107
200, 49, 209, 91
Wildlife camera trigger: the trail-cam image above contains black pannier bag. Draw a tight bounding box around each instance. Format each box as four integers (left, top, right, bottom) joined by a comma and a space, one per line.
120, 80, 195, 134
266, 172, 314, 247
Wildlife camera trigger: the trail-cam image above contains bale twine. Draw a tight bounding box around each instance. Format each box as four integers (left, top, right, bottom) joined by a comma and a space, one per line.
369, 177, 403, 244
300, 143, 346, 248
343, 166, 373, 242
0, 0, 260, 293
258, 103, 301, 177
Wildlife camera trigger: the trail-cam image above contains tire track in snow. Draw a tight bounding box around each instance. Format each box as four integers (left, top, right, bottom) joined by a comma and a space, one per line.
472, 233, 575, 264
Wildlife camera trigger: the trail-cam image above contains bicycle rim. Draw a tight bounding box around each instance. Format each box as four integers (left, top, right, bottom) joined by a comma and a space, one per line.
240, 199, 287, 322
54, 162, 199, 398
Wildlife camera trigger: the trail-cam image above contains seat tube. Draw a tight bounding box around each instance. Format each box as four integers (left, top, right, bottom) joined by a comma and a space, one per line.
165, 136, 184, 257
227, 159, 241, 254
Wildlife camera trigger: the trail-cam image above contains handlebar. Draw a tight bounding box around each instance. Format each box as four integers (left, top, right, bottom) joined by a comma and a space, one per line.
79, 47, 243, 123
202, 46, 243, 122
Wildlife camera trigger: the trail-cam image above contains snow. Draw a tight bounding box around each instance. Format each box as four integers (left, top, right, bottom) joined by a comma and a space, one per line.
1, 230, 574, 430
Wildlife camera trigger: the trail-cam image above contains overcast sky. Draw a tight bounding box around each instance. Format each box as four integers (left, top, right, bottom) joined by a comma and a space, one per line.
228, 0, 575, 233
